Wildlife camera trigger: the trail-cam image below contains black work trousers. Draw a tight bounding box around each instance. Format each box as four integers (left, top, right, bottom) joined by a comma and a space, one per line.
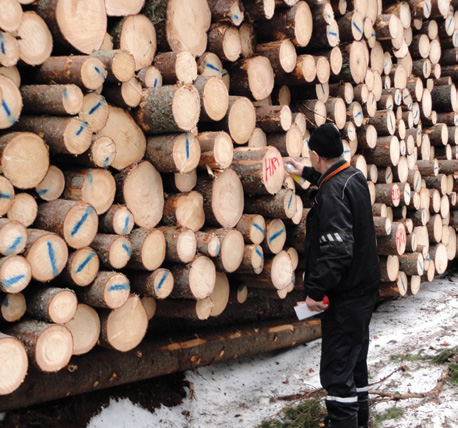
320, 291, 378, 423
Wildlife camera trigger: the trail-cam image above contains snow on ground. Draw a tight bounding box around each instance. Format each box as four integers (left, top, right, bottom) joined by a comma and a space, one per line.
88, 273, 458, 428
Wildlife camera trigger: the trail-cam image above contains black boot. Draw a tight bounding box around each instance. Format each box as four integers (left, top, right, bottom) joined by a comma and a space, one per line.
324, 414, 358, 428
357, 400, 369, 428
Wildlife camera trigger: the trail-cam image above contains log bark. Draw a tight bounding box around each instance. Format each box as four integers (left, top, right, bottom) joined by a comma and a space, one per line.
64, 303, 100, 356
158, 226, 197, 264
59, 246, 99, 288
204, 228, 244, 273
236, 214, 266, 245
126, 268, 174, 300
126, 227, 166, 272
194, 76, 229, 122
78, 94, 109, 134
90, 233, 132, 270
162, 191, 205, 232
197, 131, 233, 170
91, 49, 135, 83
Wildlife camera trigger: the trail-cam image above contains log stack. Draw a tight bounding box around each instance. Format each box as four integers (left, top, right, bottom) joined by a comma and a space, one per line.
0, 0, 456, 408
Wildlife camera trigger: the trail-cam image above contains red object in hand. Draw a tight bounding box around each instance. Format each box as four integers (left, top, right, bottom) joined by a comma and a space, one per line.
323, 296, 330, 306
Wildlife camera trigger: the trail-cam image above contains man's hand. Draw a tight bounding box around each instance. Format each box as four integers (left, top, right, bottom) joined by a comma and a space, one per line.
305, 296, 329, 312
284, 158, 304, 176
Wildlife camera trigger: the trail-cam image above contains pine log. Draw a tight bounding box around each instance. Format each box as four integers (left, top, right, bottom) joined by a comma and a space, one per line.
136, 84, 201, 134
204, 228, 244, 273
207, 22, 242, 62
59, 247, 99, 288
195, 230, 221, 257
146, 133, 201, 174
168, 255, 216, 300
6, 319, 72, 372
256, 39, 297, 75
141, 296, 156, 320
12, 116, 92, 156
35, 165, 65, 202
99, 204, 134, 236
126, 268, 174, 300
244, 188, 297, 219
0, 32, 19, 67
236, 213, 266, 245
219, 96, 256, 144
296, 99, 327, 127
0, 0, 22, 32
0, 292, 26, 323
98, 104, 146, 171
115, 161, 164, 229
162, 191, 205, 232
98, 294, 148, 352
243, 0, 275, 21
126, 227, 166, 271
0, 332, 28, 395
6, 193, 37, 227
78, 94, 109, 134
35, 200, 98, 250
377, 221, 406, 255
261, 218, 287, 255
231, 146, 285, 195
0, 218, 27, 257
64, 303, 100, 356
197, 131, 233, 170
164, 0, 211, 56
333, 41, 368, 84
230, 56, 275, 101
237, 244, 264, 274
256, 1, 313, 47
0, 255, 31, 293
137, 65, 162, 89
429, 242, 448, 274
76, 270, 130, 309
153, 51, 197, 84
90, 234, 132, 270
158, 226, 197, 264
102, 77, 143, 109
379, 254, 400, 282
193, 76, 229, 122
0, 74, 21, 130
110, 14, 156, 71
91, 49, 135, 83
379, 271, 408, 298
26, 286, 78, 324
363, 136, 400, 167
398, 252, 424, 276
194, 168, 244, 228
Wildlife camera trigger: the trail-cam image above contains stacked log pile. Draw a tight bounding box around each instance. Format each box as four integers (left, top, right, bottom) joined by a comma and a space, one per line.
0, 0, 457, 407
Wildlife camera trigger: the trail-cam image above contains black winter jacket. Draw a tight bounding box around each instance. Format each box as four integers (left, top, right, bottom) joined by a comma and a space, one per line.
301, 159, 380, 302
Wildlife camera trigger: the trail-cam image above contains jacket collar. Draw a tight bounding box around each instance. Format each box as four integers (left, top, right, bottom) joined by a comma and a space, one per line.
317, 159, 350, 188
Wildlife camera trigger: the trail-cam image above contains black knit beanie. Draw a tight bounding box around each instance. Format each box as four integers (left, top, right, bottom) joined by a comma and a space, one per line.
308, 123, 343, 159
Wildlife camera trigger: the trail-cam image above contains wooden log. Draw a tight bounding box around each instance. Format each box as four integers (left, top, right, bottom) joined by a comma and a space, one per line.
0, 0, 22, 32
110, 14, 156, 71
231, 146, 285, 195
78, 94, 109, 134
76, 270, 130, 309
216, 96, 256, 144
261, 218, 287, 255
168, 255, 216, 300
197, 131, 233, 170
35, 200, 98, 250
6, 319, 72, 372
6, 193, 37, 227
255, 105, 292, 133
379, 254, 399, 282
12, 116, 92, 156
155, 297, 213, 320
158, 226, 196, 264
0, 74, 22, 130
195, 229, 221, 257
243, 0, 275, 21
90, 233, 132, 270
0, 317, 321, 410
146, 133, 201, 174
236, 214, 266, 245
63, 303, 100, 356
141, 297, 156, 320
429, 242, 448, 274
203, 228, 244, 273
93, 110, 141, 173
162, 190, 205, 232
237, 244, 264, 274
0, 292, 26, 323
91, 49, 135, 83
398, 252, 424, 276
35, 165, 65, 202
193, 75, 229, 122
256, 39, 297, 76
137, 65, 162, 89
430, 84, 457, 112
0, 31, 19, 67
135, 84, 201, 134
98, 294, 148, 352
363, 136, 400, 168
153, 51, 197, 84
102, 77, 143, 109
99, 204, 134, 236
194, 168, 244, 228
231, 250, 293, 290
0, 332, 28, 395
379, 271, 408, 298
59, 246, 99, 288
230, 56, 275, 101
164, 0, 211, 56
0, 255, 31, 294
115, 161, 164, 229
24, 229, 68, 282
376, 221, 406, 255
126, 227, 165, 271
0, 218, 27, 257
255, 1, 313, 47
207, 22, 242, 62
62, 168, 115, 215
20, 84, 83, 115
127, 268, 174, 300
26, 285, 78, 324
244, 188, 296, 219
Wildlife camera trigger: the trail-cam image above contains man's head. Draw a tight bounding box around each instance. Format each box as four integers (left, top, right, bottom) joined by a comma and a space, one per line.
307, 123, 343, 173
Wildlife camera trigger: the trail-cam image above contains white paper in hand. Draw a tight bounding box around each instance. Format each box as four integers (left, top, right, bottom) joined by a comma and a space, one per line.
294, 302, 321, 320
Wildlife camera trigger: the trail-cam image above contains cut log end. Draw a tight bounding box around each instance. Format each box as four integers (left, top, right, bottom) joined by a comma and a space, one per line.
0, 334, 28, 395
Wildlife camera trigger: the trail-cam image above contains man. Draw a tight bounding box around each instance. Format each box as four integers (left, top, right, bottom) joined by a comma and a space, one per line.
286, 123, 380, 428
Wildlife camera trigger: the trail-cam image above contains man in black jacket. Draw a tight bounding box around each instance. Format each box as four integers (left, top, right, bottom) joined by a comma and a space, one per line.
286, 123, 380, 428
